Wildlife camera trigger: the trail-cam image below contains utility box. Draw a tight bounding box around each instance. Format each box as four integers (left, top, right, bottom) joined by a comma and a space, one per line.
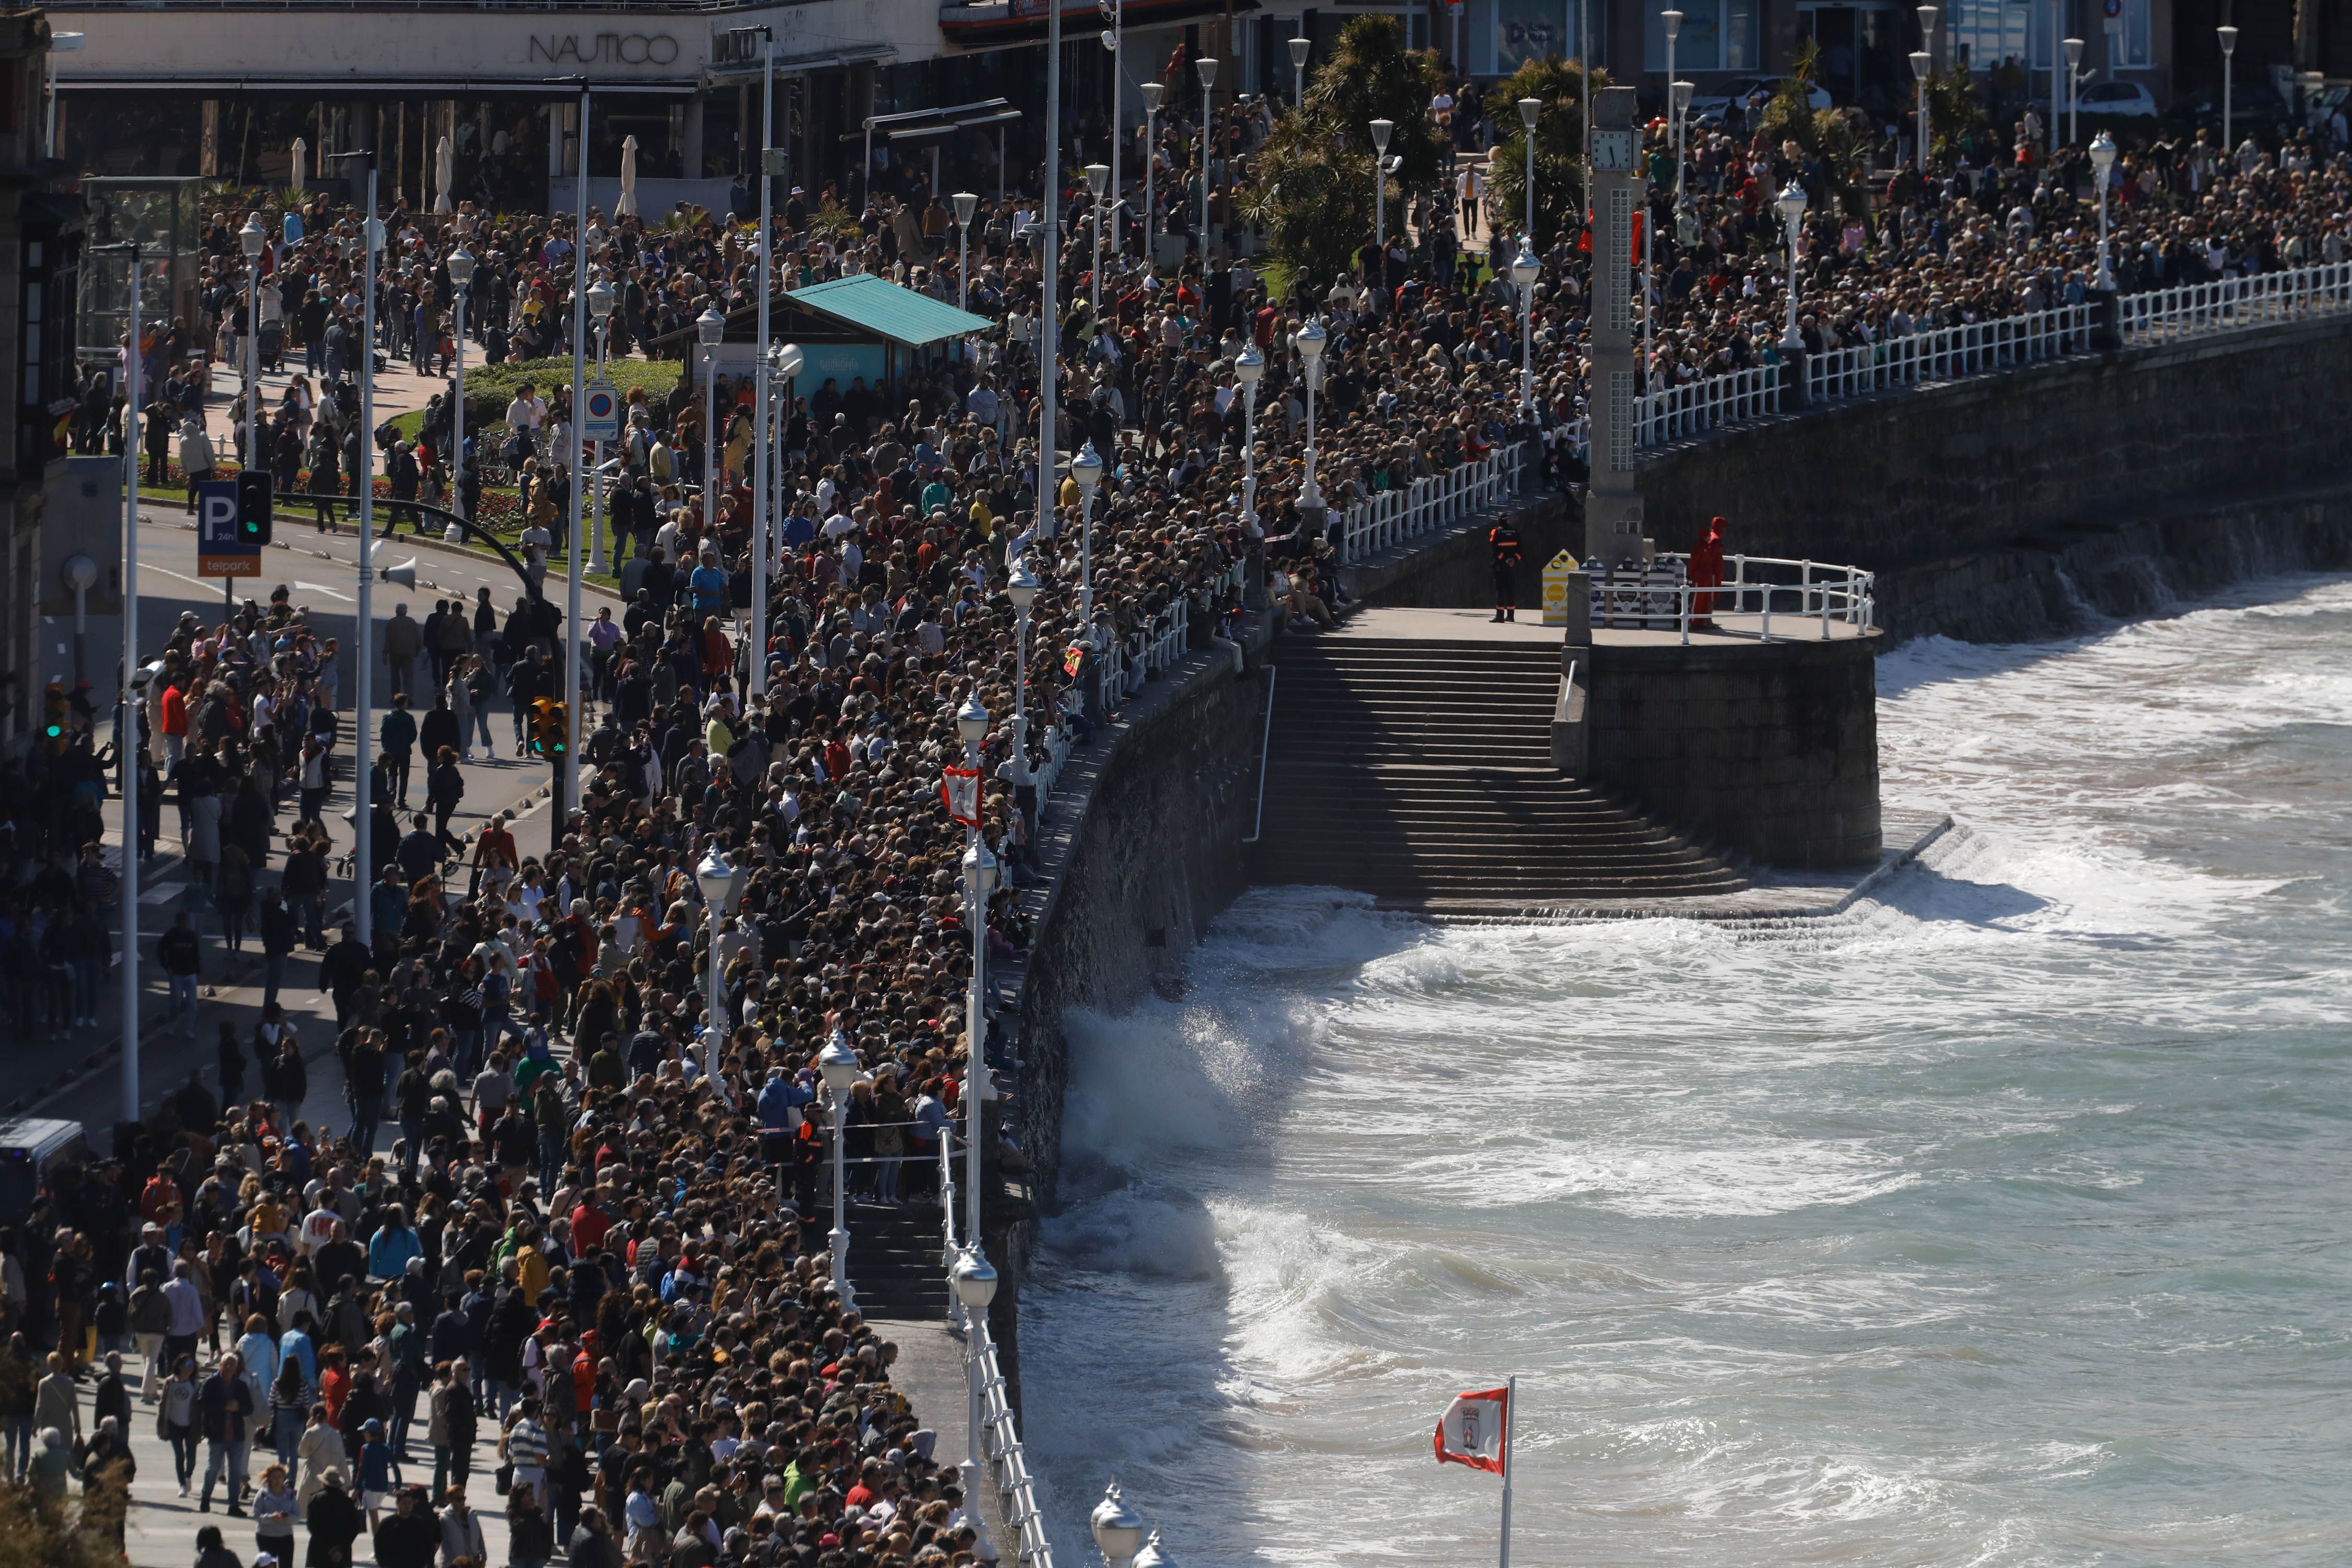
1541, 550, 1581, 628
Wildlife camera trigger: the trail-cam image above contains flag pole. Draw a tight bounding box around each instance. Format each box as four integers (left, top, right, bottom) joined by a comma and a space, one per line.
1498, 1374, 1516, 1568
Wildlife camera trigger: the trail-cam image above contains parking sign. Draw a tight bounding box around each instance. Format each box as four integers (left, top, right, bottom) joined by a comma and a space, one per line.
196, 480, 260, 577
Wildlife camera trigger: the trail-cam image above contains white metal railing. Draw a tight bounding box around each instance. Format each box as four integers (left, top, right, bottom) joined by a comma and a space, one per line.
1806, 303, 2096, 402
1636, 362, 1781, 447
939, 1137, 1056, 1568
1335, 441, 1527, 564
1586, 551, 1876, 644
2118, 258, 2352, 343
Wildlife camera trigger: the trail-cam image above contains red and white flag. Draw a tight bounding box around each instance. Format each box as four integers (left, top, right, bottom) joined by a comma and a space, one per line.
1434, 1387, 1510, 1475
940, 767, 983, 827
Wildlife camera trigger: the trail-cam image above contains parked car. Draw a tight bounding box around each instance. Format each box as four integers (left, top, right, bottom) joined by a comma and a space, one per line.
1688, 75, 1832, 127
2076, 80, 2160, 117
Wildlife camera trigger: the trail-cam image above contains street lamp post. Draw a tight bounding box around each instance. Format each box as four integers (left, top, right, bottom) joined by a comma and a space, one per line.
1775, 180, 1807, 356
1104, 0, 1125, 275
1038, 0, 1064, 550
1918, 3, 1938, 71
765, 340, 801, 695
1235, 343, 1263, 534
697, 304, 725, 540
954, 694, 995, 1252
342, 180, 383, 938
1670, 80, 1695, 241
1288, 34, 1309, 111
817, 1032, 863, 1304
586, 276, 614, 578
1295, 317, 1325, 515
2064, 37, 2083, 146
1071, 440, 1102, 627
239, 216, 264, 472
2218, 26, 2237, 164
1086, 163, 1110, 317
695, 844, 740, 1104
1516, 97, 1539, 257
1196, 56, 1218, 261
1139, 81, 1163, 281
1091, 1483, 1145, 1568
564, 87, 589, 814
1006, 559, 1039, 789
447, 243, 475, 520
112, 236, 143, 1119
954, 191, 978, 310
1512, 245, 1539, 419
1911, 50, 1934, 173
1370, 117, 1393, 247
950, 1249, 999, 1528
2089, 129, 2117, 290
752, 28, 776, 700
1662, 9, 1684, 246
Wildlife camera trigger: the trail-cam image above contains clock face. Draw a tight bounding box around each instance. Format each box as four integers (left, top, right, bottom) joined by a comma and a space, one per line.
1593, 129, 1635, 172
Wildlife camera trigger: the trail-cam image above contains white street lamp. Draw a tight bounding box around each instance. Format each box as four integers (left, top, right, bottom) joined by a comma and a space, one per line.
1038, 0, 1065, 561
1234, 343, 1263, 534
1104, 0, 1126, 282
1669, 80, 1695, 241
1910, 51, 1934, 174
1085, 162, 1110, 317
1775, 181, 1807, 355
1662, 10, 1684, 245
1132, 1530, 1177, 1568
1511, 245, 1540, 419
2089, 129, 2117, 291
447, 243, 476, 521
2063, 37, 2083, 145
1287, 36, 1309, 110
951, 1247, 999, 1530
694, 844, 741, 1105
1070, 440, 1103, 627
1918, 4, 1938, 70
239, 216, 265, 474
1006, 559, 1040, 787
697, 303, 725, 544
1196, 56, 1218, 262
586, 274, 615, 576
1516, 96, 1540, 253
1295, 318, 1326, 514
816, 1032, 864, 1304
1370, 117, 1393, 248
1139, 80, 1165, 282
954, 191, 979, 311
1091, 1482, 1146, 1568
958, 831, 997, 1250
2218, 26, 2237, 163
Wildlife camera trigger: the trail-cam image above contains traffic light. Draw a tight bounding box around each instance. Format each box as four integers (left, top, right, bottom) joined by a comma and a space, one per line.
235, 468, 273, 547
529, 698, 568, 759
41, 683, 68, 753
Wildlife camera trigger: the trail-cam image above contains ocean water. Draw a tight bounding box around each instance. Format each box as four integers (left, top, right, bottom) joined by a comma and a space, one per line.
1018, 572, 2352, 1567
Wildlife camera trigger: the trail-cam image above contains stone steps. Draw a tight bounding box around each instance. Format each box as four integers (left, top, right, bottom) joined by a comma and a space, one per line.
1252, 639, 1746, 903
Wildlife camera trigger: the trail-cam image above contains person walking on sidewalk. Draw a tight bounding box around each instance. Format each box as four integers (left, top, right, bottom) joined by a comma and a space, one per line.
159, 910, 202, 1036
1488, 515, 1525, 623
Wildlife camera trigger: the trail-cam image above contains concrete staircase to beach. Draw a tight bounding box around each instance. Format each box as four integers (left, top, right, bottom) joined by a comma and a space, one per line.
1250, 637, 1748, 905
840, 1196, 952, 1320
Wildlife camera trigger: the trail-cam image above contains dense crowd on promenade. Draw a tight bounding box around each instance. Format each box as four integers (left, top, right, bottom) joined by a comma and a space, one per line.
5, 57, 2350, 1568
1632, 113, 2352, 391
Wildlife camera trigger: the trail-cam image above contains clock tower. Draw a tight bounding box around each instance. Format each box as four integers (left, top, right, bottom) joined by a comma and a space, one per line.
1583, 85, 1647, 566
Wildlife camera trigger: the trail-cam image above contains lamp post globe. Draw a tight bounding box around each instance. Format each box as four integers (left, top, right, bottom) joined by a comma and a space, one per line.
1661, 8, 1682, 39
1006, 557, 1040, 609
817, 1034, 861, 1095
953, 191, 979, 228
695, 844, 736, 909
1911, 49, 1933, 80
446, 244, 476, 286
1132, 1529, 1177, 1568
1195, 55, 1217, 89
239, 216, 266, 259
962, 838, 999, 896
1369, 117, 1393, 152
1091, 1482, 1146, 1568
955, 693, 990, 750
1071, 440, 1105, 494
774, 341, 803, 379
587, 277, 616, 322
696, 305, 726, 345
1287, 35, 1309, 69
952, 1247, 998, 1309
1234, 343, 1264, 385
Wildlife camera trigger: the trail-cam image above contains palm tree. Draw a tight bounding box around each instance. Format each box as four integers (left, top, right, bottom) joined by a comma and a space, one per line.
1483, 56, 1609, 250
1305, 16, 1445, 192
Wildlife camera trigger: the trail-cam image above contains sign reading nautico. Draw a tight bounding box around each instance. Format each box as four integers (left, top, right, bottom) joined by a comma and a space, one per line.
528, 32, 682, 65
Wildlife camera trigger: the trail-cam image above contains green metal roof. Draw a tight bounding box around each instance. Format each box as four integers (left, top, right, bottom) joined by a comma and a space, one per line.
784, 274, 994, 349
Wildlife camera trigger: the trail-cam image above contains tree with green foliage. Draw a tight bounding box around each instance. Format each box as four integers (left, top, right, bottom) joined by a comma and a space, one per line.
1761, 42, 1875, 216
1243, 16, 1442, 279
0, 1476, 130, 1568
1483, 56, 1609, 251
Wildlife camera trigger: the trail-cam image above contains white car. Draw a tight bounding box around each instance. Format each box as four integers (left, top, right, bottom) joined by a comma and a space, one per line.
1687, 76, 1832, 126
2078, 80, 2160, 117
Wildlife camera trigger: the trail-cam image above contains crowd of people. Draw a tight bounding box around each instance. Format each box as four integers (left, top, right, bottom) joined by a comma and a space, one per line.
5, 54, 2348, 1568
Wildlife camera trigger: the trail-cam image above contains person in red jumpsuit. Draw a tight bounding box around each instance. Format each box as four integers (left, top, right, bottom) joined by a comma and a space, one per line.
1688, 515, 1726, 629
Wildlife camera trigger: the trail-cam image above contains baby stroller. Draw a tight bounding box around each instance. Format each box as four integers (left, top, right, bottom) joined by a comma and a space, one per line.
258, 317, 287, 375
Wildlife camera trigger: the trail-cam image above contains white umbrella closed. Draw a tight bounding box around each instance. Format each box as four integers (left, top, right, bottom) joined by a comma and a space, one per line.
290, 137, 307, 195
617, 134, 640, 218
434, 134, 455, 213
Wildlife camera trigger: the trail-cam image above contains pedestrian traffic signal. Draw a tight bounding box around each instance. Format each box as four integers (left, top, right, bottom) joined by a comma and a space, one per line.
41, 683, 68, 752
529, 698, 568, 758
235, 468, 273, 547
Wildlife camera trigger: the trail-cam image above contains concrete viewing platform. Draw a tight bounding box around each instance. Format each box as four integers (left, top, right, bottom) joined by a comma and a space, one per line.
1324, 605, 1871, 645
